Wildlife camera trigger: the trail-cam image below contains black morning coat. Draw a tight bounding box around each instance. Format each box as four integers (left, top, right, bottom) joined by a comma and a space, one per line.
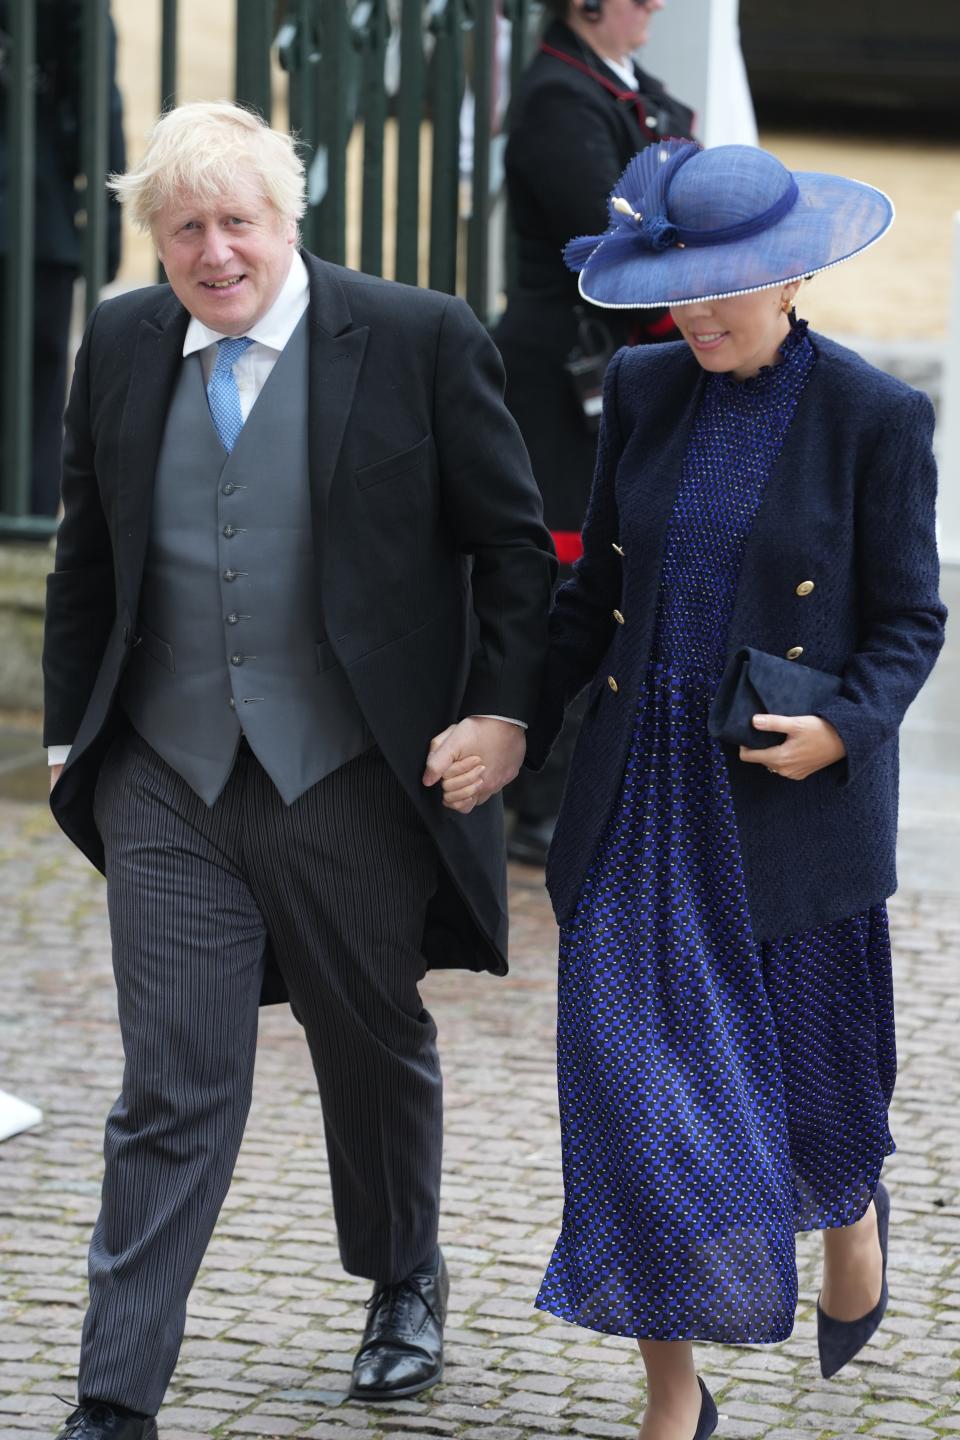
527, 332, 947, 942
42, 252, 557, 996
494, 19, 694, 546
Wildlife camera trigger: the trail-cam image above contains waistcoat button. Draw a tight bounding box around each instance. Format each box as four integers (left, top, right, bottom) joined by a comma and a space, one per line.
223, 524, 237, 538
786, 645, 804, 660
223, 569, 237, 581
795, 580, 815, 596
228, 697, 236, 709
607, 675, 619, 693
612, 542, 625, 557
222, 483, 235, 496
226, 612, 239, 625
613, 609, 625, 625
230, 653, 244, 666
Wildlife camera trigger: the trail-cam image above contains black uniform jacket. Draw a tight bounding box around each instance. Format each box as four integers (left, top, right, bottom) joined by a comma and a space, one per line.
495, 19, 693, 542
528, 334, 947, 942
42, 253, 556, 989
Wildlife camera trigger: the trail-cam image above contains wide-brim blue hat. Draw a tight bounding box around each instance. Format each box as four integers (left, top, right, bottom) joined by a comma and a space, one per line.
564, 141, 894, 309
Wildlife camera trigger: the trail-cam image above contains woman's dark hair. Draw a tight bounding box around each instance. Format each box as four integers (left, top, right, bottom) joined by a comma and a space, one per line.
542, 0, 572, 17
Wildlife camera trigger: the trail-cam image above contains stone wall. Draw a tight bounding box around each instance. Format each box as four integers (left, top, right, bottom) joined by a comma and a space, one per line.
0, 543, 50, 713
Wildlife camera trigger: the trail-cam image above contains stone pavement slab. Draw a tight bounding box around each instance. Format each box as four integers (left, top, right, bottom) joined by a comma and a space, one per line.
1, 803, 958, 1439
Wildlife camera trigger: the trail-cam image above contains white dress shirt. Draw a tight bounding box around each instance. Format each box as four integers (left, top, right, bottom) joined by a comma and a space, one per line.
49, 252, 521, 765
605, 56, 640, 91
184, 248, 310, 415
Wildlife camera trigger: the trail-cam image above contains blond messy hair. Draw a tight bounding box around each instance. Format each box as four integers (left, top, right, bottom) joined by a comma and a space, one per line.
108, 101, 307, 234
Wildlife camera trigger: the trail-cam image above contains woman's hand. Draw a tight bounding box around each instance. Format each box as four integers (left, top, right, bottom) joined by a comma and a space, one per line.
423, 717, 525, 812
739, 714, 846, 781
435, 754, 486, 813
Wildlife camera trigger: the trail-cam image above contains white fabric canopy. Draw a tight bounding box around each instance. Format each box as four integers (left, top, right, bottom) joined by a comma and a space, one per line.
640, 0, 758, 148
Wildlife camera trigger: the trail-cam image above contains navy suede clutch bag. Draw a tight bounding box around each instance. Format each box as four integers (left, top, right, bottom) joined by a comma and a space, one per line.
708, 646, 843, 750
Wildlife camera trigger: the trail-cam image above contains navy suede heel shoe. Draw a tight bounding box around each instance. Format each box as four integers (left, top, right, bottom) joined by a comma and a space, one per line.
693, 1377, 719, 1439
817, 1179, 890, 1379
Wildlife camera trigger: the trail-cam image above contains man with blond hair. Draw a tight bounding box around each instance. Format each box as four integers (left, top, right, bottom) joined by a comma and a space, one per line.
43, 101, 554, 1439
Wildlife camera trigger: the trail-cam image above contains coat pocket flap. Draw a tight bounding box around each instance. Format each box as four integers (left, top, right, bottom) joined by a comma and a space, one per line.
135, 621, 175, 673
354, 434, 431, 490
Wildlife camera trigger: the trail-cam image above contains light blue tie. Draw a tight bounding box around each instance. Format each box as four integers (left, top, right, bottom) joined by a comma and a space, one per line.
207, 336, 254, 454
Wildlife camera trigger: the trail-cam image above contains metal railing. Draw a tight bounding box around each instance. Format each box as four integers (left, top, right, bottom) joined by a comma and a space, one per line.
0, 0, 540, 538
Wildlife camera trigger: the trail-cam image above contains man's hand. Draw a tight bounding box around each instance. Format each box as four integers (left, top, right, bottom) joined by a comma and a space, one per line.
423, 717, 526, 813
50, 763, 64, 793
739, 714, 846, 781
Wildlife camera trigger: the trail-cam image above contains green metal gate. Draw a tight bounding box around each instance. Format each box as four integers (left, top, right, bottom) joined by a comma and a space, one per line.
1, 0, 540, 538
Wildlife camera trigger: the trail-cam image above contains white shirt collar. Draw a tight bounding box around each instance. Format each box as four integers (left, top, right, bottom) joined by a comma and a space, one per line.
604, 55, 639, 91
182, 249, 310, 358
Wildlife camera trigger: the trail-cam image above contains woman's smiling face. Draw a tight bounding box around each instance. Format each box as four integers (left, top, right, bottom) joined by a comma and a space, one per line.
670, 282, 801, 381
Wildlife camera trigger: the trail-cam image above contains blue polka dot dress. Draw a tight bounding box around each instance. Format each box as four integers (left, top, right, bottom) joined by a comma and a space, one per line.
536, 322, 897, 1344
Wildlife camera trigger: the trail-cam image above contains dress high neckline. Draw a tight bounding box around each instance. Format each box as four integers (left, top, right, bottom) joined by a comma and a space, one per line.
709, 317, 811, 396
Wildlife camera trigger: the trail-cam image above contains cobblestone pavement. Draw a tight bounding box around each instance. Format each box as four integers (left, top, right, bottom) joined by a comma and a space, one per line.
1, 798, 958, 1440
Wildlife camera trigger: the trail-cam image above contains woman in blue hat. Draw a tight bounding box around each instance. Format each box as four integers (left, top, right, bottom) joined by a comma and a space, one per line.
442, 141, 946, 1438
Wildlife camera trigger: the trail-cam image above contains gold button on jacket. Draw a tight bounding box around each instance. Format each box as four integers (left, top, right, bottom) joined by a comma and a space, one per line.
607, 675, 619, 693
613, 609, 625, 625
796, 580, 815, 597
786, 645, 804, 660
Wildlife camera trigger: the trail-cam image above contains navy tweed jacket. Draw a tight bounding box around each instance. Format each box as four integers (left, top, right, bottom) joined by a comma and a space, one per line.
528, 331, 947, 941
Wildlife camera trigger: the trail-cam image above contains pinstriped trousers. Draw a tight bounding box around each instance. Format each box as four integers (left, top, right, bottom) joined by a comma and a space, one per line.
80, 728, 442, 1415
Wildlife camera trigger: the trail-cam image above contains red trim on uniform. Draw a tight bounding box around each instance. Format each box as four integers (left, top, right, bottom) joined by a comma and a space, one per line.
539, 42, 651, 134
645, 311, 679, 338
552, 530, 584, 565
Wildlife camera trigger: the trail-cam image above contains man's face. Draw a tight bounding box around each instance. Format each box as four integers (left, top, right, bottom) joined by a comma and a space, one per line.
154, 169, 296, 335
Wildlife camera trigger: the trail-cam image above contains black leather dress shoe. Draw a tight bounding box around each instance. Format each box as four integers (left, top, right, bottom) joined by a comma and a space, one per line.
349, 1249, 449, 1401
817, 1179, 891, 1378
507, 815, 555, 867
54, 1404, 157, 1439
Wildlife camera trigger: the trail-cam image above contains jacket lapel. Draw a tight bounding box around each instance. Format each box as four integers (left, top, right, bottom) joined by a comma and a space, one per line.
622, 347, 706, 567
303, 251, 369, 521
543, 20, 659, 148
117, 292, 190, 614
736, 331, 828, 573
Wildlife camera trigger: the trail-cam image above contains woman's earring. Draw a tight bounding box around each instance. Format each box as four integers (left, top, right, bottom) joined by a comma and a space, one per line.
780, 294, 794, 315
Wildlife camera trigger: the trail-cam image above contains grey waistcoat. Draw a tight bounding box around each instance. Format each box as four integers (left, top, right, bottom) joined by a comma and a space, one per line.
119, 315, 371, 805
